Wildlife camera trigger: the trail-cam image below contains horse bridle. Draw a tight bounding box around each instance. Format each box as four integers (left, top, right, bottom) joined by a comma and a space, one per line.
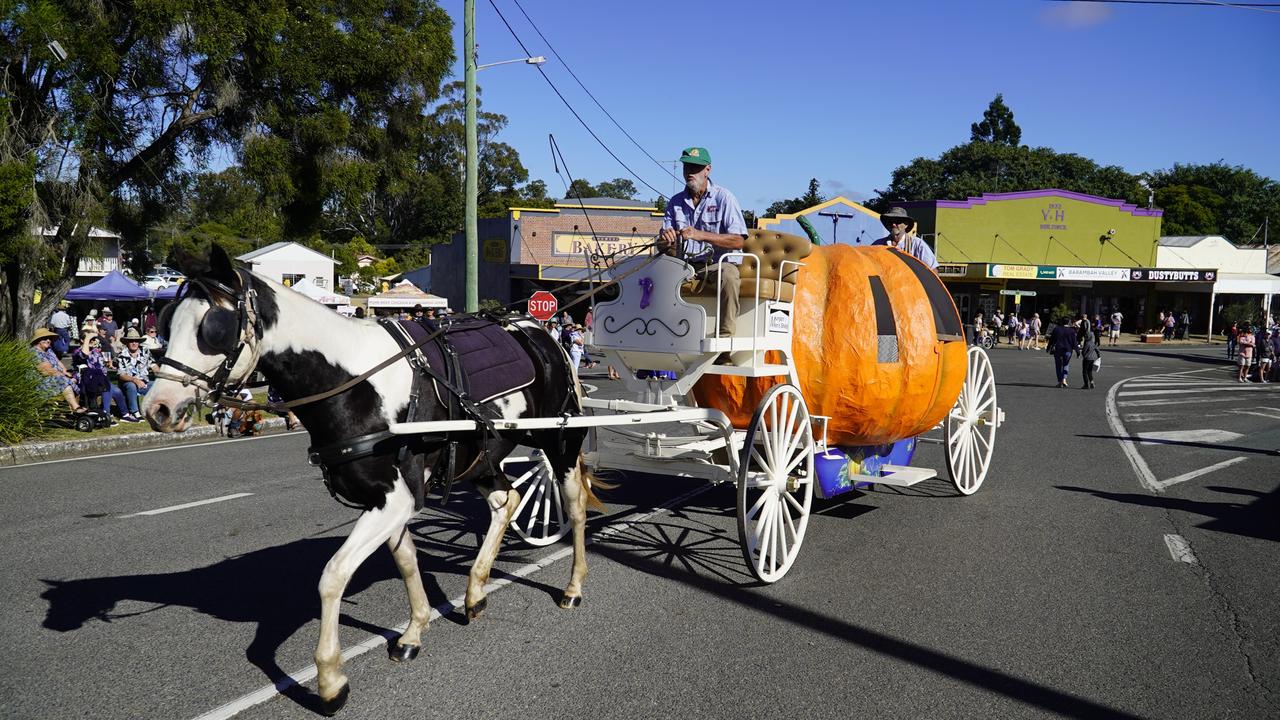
154, 268, 264, 405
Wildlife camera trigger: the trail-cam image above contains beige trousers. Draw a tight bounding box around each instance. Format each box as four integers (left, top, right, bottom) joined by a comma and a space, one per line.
703, 262, 740, 336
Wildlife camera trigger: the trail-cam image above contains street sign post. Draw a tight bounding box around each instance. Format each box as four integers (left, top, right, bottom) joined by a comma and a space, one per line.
528, 291, 558, 321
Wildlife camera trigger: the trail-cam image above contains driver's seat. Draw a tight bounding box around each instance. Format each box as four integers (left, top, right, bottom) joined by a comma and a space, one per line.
682, 228, 813, 302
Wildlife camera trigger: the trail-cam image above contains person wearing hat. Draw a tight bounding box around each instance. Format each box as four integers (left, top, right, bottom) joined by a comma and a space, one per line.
30, 328, 87, 413
71, 330, 125, 423
49, 300, 74, 356
116, 327, 155, 422
658, 146, 749, 341
97, 306, 122, 353
874, 207, 938, 270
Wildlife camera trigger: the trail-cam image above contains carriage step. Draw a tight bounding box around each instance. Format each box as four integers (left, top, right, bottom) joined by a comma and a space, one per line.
874, 465, 937, 487
703, 363, 792, 377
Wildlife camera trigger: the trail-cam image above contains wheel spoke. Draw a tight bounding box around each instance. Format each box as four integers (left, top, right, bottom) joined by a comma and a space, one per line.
746, 487, 770, 522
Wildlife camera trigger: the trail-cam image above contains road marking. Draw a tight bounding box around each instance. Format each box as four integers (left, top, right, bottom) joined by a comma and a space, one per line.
0, 430, 308, 471
188, 481, 717, 720
1133, 429, 1243, 444
1164, 534, 1199, 565
1152, 457, 1247, 491
1119, 386, 1278, 397
1122, 382, 1230, 389
1226, 408, 1280, 420
1117, 397, 1236, 407
120, 492, 255, 518
1106, 377, 1160, 492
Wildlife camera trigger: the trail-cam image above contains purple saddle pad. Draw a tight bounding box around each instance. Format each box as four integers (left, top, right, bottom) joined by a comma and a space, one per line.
397, 319, 536, 404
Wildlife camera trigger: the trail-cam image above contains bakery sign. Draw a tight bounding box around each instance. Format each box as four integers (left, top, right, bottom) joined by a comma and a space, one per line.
553, 232, 651, 258
1129, 268, 1217, 282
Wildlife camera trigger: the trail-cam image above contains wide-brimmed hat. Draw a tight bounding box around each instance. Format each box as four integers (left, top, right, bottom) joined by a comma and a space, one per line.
30, 327, 58, 345
121, 327, 145, 343
679, 146, 711, 167
879, 206, 917, 231
101, 307, 113, 315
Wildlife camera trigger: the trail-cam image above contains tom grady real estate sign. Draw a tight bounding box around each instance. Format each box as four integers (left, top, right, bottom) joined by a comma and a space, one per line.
985, 264, 1217, 283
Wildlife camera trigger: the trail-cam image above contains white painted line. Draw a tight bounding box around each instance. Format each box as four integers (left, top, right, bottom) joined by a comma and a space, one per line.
1122, 382, 1231, 389
1118, 397, 1236, 408
0, 430, 308, 471
120, 492, 255, 518
1164, 534, 1199, 565
1226, 408, 1280, 421
189, 481, 717, 720
1105, 379, 1159, 492
1119, 386, 1277, 397
1134, 429, 1243, 444
1153, 457, 1247, 491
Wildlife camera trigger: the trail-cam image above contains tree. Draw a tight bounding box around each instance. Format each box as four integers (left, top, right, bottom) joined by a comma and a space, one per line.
764, 178, 825, 217
1146, 162, 1279, 244
871, 142, 1141, 210
1, 0, 454, 338
970, 94, 1022, 146
562, 177, 639, 201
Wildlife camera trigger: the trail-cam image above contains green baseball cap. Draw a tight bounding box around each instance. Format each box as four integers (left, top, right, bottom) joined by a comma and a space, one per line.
679, 146, 711, 166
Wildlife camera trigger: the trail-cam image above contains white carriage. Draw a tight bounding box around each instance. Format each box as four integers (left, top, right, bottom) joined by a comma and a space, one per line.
392, 233, 1004, 583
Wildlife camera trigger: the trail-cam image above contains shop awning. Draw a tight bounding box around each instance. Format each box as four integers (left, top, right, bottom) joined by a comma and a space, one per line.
1213, 272, 1280, 295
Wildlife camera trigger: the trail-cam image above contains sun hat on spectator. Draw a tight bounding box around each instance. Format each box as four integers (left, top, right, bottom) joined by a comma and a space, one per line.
29, 327, 59, 345
101, 306, 112, 314
121, 327, 145, 343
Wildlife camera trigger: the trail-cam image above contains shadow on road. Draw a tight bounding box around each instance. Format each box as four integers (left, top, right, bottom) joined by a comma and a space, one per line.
589, 539, 1146, 719
1103, 347, 1231, 366
1076, 433, 1279, 457
1056, 484, 1279, 542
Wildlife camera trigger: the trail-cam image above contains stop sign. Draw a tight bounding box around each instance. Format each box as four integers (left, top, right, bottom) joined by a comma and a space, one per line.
528, 290, 558, 321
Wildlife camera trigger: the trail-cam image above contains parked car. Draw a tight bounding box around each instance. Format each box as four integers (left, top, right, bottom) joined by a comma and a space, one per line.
140, 268, 184, 290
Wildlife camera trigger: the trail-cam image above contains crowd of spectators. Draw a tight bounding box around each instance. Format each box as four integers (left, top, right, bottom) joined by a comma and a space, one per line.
28, 302, 163, 424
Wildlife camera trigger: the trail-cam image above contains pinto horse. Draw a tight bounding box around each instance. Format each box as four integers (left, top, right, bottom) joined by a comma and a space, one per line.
143, 245, 597, 714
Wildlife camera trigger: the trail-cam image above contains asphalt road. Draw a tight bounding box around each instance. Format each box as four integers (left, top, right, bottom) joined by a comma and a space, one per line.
0, 343, 1275, 720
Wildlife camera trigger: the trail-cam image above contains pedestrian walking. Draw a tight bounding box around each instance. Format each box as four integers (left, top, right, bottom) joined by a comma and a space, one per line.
1078, 324, 1100, 389
1108, 309, 1123, 346
1047, 317, 1078, 387
1030, 313, 1042, 350
1258, 329, 1275, 382
1226, 321, 1239, 359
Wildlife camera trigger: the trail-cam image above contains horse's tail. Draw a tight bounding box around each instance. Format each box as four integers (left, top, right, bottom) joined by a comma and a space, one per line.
577, 455, 616, 512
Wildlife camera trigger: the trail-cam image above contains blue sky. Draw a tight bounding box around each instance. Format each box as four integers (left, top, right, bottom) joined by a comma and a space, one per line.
453, 0, 1279, 212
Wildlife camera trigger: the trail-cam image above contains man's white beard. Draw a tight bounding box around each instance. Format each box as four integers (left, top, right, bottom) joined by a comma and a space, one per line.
686, 178, 705, 196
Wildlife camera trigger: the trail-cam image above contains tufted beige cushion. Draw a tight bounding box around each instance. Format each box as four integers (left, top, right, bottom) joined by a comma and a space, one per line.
684, 228, 813, 301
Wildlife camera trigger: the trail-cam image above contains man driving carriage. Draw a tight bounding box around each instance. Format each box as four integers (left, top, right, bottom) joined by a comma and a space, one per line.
657, 146, 749, 340
874, 206, 938, 270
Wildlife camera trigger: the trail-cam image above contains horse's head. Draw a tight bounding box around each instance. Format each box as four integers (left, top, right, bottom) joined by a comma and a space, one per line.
143, 244, 265, 432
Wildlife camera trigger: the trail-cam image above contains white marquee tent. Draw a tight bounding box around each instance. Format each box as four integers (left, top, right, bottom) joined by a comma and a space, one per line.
289, 277, 350, 306
367, 280, 448, 309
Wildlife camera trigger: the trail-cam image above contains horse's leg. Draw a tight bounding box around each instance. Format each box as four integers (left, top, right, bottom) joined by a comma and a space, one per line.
385, 524, 429, 662
556, 454, 590, 609
315, 475, 414, 714
464, 471, 519, 621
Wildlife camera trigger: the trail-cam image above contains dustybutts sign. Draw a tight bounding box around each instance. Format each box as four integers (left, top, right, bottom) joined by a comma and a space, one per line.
1128, 268, 1217, 282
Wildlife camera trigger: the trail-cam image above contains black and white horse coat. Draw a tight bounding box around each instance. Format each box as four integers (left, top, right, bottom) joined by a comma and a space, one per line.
143, 246, 596, 714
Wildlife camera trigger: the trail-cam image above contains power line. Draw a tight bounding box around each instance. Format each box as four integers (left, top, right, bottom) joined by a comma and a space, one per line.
508, 0, 679, 184
1042, 0, 1280, 11
485, 0, 668, 199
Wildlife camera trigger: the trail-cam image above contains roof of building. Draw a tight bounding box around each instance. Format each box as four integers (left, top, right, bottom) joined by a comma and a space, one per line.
555, 197, 655, 209
1159, 236, 1216, 247
237, 241, 335, 264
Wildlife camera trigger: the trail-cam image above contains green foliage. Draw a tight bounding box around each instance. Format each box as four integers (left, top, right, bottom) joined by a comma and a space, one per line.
1147, 163, 1279, 244
564, 177, 639, 201
1219, 302, 1264, 332
872, 142, 1141, 209
0, 339, 58, 444
764, 178, 825, 217
478, 298, 505, 314
1049, 303, 1074, 326
971, 94, 1022, 146
0, 156, 35, 264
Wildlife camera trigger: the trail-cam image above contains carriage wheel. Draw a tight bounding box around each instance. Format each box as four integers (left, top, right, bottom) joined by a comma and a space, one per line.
736, 383, 814, 583
503, 452, 570, 547
945, 346, 998, 495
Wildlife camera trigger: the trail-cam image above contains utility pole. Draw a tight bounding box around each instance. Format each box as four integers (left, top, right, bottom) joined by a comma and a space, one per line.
463, 0, 479, 312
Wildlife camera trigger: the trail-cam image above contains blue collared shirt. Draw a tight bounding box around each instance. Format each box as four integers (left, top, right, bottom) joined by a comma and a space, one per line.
662, 179, 749, 264
872, 234, 938, 269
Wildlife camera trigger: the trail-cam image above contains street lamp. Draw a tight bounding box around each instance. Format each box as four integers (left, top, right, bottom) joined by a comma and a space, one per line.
477, 55, 546, 70
464, 4, 546, 312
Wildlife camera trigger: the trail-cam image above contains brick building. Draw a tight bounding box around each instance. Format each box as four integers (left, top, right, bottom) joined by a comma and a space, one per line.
430, 197, 662, 317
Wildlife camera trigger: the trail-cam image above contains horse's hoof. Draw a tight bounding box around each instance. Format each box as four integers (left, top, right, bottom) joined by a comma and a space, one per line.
559, 594, 582, 609
466, 597, 487, 622
320, 683, 350, 716
388, 641, 420, 662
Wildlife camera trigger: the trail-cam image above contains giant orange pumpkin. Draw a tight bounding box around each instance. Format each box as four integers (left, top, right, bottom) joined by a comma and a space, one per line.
690, 244, 969, 446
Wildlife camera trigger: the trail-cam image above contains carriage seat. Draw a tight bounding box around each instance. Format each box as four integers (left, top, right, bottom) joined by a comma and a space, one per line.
683, 228, 813, 303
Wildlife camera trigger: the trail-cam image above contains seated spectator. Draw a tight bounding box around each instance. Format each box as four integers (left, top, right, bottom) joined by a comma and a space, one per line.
141, 326, 164, 352
116, 328, 155, 422
30, 328, 86, 413
71, 335, 124, 424
97, 307, 121, 352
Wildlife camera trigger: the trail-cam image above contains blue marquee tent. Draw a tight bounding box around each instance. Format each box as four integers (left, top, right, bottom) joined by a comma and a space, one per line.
64, 270, 150, 301
153, 283, 181, 300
